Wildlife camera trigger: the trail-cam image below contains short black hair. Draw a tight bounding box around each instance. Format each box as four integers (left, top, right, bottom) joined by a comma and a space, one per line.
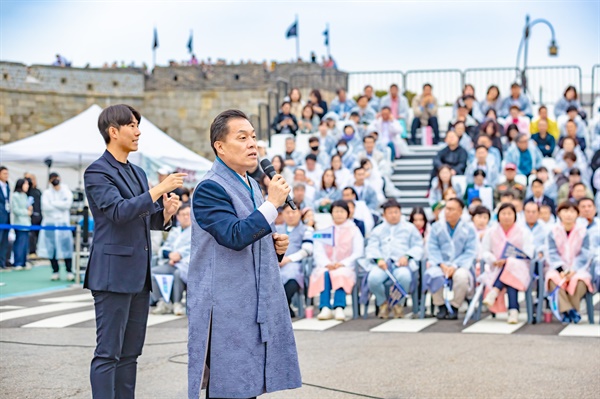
331, 200, 350, 216
0, 166, 7, 173
209, 109, 249, 156
473, 169, 486, 178
447, 197, 465, 209
471, 205, 491, 219
423, 83, 432, 89
308, 136, 319, 143
305, 154, 317, 162
343, 186, 358, 199
363, 135, 376, 143
380, 106, 391, 112
557, 201, 579, 214
531, 178, 544, 186
49, 172, 59, 181
14, 178, 27, 193
353, 167, 364, 175
97, 104, 141, 144
382, 198, 401, 211
475, 145, 488, 152
177, 203, 191, 214
524, 201, 540, 211
577, 197, 595, 207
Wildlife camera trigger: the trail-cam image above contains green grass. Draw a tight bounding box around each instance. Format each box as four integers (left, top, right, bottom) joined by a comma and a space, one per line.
0, 265, 79, 299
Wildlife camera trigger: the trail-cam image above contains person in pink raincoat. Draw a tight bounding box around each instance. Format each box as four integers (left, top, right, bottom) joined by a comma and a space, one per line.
308, 200, 364, 321
482, 203, 534, 324
546, 201, 591, 324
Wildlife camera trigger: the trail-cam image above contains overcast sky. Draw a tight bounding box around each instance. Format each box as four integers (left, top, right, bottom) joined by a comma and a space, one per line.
1, 1, 598, 80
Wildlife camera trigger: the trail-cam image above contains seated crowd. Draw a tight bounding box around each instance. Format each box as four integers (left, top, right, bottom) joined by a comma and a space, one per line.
149, 81, 599, 327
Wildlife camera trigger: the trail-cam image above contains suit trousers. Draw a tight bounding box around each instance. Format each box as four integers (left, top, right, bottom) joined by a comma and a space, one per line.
90, 289, 150, 399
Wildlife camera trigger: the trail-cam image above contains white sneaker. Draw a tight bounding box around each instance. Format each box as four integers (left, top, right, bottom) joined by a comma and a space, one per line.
24, 264, 32, 270
50, 273, 59, 281
151, 300, 173, 315
507, 309, 519, 324
482, 289, 499, 308
66, 273, 75, 282
13, 266, 24, 271
173, 302, 186, 316
334, 307, 346, 321
317, 307, 333, 320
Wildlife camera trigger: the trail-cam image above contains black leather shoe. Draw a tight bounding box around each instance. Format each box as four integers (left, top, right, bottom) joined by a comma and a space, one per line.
446, 306, 458, 320
436, 306, 448, 320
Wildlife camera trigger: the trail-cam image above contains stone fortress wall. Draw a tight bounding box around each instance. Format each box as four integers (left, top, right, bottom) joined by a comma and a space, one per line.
0, 61, 346, 158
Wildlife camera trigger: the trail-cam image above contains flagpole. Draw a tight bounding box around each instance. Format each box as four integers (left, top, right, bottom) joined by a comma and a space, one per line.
326, 23, 330, 58
295, 14, 300, 60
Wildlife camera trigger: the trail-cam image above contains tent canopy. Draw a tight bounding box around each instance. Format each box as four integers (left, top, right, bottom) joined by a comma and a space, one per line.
0, 105, 212, 187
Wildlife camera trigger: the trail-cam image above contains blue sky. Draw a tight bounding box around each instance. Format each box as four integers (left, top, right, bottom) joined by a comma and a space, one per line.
1, 1, 598, 78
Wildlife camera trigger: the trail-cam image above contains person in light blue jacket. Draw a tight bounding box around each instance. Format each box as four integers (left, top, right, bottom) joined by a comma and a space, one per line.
329, 88, 357, 119
500, 83, 533, 119
350, 96, 377, 125
554, 86, 584, 118
365, 199, 424, 319
505, 133, 544, 176
10, 178, 32, 269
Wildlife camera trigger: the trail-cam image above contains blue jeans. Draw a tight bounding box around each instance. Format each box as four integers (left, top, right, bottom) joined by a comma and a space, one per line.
493, 267, 519, 311
320, 271, 346, 309
410, 116, 440, 144
13, 230, 29, 267
367, 265, 412, 306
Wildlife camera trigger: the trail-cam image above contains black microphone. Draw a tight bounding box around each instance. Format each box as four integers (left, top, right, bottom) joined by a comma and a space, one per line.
260, 159, 297, 210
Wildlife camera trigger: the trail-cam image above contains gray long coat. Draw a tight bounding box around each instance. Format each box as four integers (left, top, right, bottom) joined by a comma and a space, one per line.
187, 159, 301, 398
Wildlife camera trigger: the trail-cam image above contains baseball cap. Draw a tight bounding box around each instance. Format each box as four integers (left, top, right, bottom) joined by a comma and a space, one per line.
504, 163, 517, 170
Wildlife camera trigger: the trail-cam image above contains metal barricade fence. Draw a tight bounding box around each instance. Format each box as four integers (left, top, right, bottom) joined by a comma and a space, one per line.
346, 71, 405, 97
525, 65, 582, 106
404, 69, 463, 106
464, 67, 520, 104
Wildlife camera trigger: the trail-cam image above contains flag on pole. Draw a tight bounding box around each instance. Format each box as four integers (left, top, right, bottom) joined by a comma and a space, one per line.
155, 274, 174, 303
384, 268, 407, 308
323, 26, 329, 46
501, 242, 531, 260
546, 279, 566, 322
313, 226, 334, 246
286, 20, 298, 38
187, 30, 193, 54
153, 27, 159, 49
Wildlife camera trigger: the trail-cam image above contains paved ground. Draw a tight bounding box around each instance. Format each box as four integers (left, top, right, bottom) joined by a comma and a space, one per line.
1, 287, 599, 398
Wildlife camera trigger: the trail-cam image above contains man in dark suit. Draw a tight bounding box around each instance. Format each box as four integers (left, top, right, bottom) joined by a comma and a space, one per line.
0, 166, 10, 269
525, 178, 556, 215
84, 104, 184, 399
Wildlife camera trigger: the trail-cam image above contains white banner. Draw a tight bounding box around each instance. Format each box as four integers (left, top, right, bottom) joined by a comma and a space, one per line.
155, 274, 174, 303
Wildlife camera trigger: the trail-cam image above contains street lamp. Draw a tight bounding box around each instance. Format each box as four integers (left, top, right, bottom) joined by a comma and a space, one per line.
516, 14, 558, 94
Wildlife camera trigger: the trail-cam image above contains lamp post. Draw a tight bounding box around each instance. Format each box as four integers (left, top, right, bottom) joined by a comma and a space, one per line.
516, 14, 558, 94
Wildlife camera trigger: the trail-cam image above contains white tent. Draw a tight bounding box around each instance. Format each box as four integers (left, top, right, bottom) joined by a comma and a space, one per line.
0, 104, 212, 190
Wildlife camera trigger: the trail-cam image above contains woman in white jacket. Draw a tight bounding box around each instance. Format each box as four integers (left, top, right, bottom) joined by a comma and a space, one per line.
38, 173, 74, 281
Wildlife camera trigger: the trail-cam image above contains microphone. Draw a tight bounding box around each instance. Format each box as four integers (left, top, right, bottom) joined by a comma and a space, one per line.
260, 159, 297, 210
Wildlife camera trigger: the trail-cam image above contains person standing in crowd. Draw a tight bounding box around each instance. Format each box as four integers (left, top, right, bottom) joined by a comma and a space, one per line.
24, 173, 43, 257
0, 166, 10, 269
276, 204, 314, 317
38, 172, 74, 281
500, 83, 533, 119
410, 83, 439, 145
11, 178, 32, 270
546, 201, 592, 324
309, 200, 364, 321
481, 203, 534, 324
424, 198, 478, 320
151, 204, 192, 316
366, 199, 423, 319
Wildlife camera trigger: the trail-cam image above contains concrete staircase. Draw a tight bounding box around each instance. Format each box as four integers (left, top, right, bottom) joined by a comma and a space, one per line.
391, 145, 443, 215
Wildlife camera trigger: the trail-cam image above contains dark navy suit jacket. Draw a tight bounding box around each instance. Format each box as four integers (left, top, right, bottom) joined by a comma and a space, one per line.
84, 150, 168, 293
0, 183, 10, 224
524, 195, 556, 215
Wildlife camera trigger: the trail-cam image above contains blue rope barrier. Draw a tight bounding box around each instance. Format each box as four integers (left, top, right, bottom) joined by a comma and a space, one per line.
0, 224, 76, 231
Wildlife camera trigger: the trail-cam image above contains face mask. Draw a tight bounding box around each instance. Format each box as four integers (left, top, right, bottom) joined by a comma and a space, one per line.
51, 179, 60, 187
337, 145, 348, 153
310, 146, 319, 152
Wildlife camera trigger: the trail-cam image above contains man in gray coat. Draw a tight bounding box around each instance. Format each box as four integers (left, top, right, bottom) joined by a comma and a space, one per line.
188, 109, 301, 399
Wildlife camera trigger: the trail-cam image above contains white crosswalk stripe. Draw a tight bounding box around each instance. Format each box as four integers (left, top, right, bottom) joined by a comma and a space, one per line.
22, 310, 96, 328
0, 302, 92, 323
